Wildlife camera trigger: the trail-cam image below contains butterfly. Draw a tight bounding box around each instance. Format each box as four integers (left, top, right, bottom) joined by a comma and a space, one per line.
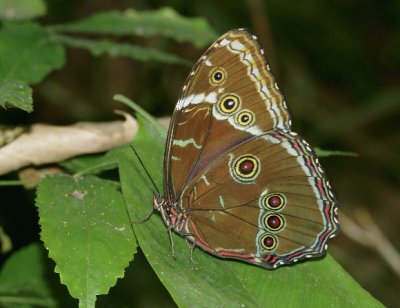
152, 28, 339, 269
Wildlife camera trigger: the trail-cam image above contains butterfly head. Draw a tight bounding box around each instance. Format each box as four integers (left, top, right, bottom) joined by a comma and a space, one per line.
153, 194, 173, 228
153, 194, 166, 210
153, 194, 185, 230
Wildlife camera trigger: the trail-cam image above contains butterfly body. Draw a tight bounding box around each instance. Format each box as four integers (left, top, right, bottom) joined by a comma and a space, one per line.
154, 29, 339, 269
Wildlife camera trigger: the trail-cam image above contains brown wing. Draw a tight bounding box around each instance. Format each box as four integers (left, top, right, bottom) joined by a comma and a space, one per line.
179, 131, 339, 269
164, 29, 291, 201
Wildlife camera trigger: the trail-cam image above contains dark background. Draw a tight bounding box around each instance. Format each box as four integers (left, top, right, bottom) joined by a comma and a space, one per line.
2, 0, 400, 307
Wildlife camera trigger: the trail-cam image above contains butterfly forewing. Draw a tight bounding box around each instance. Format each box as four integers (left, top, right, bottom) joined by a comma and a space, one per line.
164, 29, 291, 200
161, 29, 339, 269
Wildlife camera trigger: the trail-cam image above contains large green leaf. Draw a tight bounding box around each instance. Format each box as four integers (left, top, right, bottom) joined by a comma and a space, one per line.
0, 243, 56, 307
52, 7, 217, 48
0, 0, 47, 21
0, 22, 65, 84
118, 100, 382, 307
0, 79, 33, 112
54, 34, 190, 65
36, 175, 136, 304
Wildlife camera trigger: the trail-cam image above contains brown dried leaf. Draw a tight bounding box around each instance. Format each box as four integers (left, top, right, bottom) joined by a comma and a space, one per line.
19, 166, 64, 189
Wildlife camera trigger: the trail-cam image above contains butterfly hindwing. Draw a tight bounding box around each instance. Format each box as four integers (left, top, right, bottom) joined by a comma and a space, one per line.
179, 131, 338, 268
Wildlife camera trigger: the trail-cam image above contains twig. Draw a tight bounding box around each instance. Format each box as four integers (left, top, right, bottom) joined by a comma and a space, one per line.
341, 210, 400, 277
245, 0, 277, 72
0, 111, 136, 176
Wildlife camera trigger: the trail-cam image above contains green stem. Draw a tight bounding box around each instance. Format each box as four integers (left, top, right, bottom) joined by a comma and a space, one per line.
0, 180, 24, 186
73, 161, 117, 177
79, 297, 96, 308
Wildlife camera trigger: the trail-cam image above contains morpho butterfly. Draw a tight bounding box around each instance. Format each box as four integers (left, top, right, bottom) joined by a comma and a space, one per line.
151, 29, 339, 269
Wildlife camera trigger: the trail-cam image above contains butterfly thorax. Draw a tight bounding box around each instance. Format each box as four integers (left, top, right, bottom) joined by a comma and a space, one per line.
153, 194, 187, 232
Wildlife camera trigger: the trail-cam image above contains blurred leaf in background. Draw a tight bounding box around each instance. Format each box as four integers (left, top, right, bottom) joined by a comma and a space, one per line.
0, 0, 47, 22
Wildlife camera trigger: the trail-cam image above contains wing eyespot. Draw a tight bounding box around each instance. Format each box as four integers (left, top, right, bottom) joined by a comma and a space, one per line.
209, 68, 226, 86
260, 234, 278, 251
263, 213, 285, 232
217, 94, 241, 115
230, 155, 260, 183
261, 193, 286, 211
235, 110, 255, 127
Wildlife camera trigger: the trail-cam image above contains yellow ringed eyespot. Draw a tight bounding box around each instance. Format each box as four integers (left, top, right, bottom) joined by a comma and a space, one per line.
233, 155, 259, 179
209, 68, 226, 85
262, 193, 286, 211
235, 110, 254, 126
217, 94, 240, 115
263, 214, 285, 232
260, 234, 278, 251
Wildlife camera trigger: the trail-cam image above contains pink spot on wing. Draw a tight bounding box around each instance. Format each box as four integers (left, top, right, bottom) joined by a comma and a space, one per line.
316, 179, 327, 199
287, 250, 305, 260
293, 141, 302, 154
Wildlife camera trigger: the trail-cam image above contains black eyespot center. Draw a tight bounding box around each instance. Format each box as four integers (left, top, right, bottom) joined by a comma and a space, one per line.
223, 98, 235, 110
214, 71, 223, 81
241, 114, 250, 122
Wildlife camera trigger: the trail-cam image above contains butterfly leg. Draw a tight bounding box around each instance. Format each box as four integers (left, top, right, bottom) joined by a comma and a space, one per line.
168, 227, 176, 260
185, 238, 196, 263
131, 207, 154, 224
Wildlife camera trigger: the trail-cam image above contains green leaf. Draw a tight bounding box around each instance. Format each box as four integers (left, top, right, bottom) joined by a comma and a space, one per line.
114, 94, 165, 137
52, 7, 217, 48
315, 147, 358, 157
36, 175, 137, 303
0, 22, 65, 84
227, 255, 381, 307
118, 103, 382, 307
0, 79, 33, 112
54, 34, 190, 65
0, 226, 12, 254
60, 146, 124, 175
0, 0, 47, 21
0, 243, 57, 307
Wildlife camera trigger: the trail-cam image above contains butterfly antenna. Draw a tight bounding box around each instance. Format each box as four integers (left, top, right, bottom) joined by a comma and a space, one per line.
129, 144, 160, 196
